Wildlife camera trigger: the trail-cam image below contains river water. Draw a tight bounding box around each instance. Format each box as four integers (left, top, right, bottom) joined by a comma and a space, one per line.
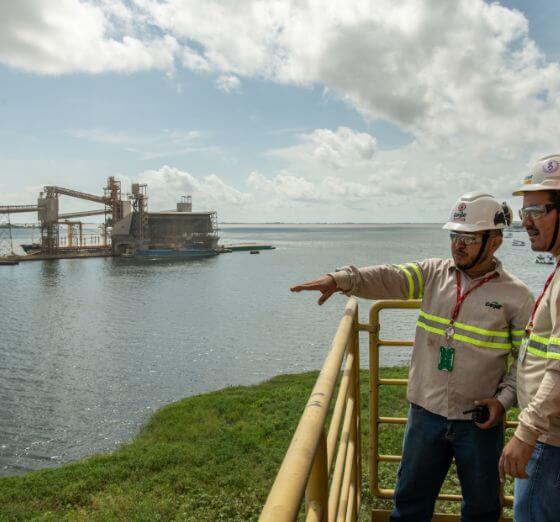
0, 224, 549, 476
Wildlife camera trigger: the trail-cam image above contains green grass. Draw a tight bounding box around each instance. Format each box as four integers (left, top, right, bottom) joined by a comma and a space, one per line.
0, 368, 518, 521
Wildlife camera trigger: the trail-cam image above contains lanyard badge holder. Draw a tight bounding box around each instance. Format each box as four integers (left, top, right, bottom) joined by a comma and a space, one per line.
438, 270, 497, 373
439, 325, 455, 372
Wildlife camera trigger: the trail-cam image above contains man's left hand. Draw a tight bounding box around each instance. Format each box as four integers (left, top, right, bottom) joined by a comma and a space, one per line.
474, 398, 505, 429
499, 436, 534, 481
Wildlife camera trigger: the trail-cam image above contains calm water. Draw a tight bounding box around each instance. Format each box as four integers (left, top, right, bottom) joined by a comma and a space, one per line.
0, 224, 550, 476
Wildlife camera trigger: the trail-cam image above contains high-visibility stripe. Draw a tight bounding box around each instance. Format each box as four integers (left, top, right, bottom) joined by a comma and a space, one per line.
548, 337, 560, 359
418, 310, 510, 338
512, 329, 524, 337
531, 333, 549, 345
452, 333, 510, 350
512, 339, 522, 348
526, 333, 549, 359
527, 345, 548, 358
406, 262, 424, 298
398, 264, 415, 299
416, 319, 511, 350
416, 321, 446, 337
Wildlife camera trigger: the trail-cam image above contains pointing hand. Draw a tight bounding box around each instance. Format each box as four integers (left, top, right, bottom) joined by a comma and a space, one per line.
290, 275, 339, 305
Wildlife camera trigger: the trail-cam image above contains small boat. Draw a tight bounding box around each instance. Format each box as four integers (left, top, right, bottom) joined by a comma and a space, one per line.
536, 254, 555, 265
250, 250, 260, 254
512, 239, 525, 246
20, 243, 41, 254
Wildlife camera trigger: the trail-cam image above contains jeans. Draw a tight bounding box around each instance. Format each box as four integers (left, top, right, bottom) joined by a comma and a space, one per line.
390, 404, 503, 522
514, 442, 560, 522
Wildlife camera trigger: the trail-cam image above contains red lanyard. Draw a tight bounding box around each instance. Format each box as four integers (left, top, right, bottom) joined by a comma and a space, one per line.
527, 260, 560, 332
450, 270, 497, 325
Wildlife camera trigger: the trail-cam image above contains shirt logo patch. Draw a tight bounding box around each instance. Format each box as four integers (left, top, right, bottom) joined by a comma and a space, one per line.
485, 301, 502, 310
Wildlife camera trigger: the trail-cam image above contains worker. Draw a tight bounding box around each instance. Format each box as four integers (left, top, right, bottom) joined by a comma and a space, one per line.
500, 154, 560, 522
291, 192, 534, 522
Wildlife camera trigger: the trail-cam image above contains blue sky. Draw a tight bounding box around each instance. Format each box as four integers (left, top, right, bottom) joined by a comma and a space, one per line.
1, 1, 559, 222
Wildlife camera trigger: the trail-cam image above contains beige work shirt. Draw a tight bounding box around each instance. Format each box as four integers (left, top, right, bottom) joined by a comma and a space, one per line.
330, 258, 534, 420
516, 265, 560, 447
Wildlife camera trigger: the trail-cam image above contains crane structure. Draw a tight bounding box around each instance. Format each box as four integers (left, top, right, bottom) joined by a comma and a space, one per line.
0, 177, 124, 257
0, 176, 220, 261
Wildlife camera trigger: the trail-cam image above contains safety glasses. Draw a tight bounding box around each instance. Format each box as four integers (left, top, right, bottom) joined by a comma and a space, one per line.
518, 203, 556, 221
449, 232, 483, 246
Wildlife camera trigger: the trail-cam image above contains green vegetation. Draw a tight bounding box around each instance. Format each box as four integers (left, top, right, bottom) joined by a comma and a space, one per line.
0, 368, 517, 521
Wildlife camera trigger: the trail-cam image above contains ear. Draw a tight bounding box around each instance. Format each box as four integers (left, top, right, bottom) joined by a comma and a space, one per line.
489, 234, 503, 253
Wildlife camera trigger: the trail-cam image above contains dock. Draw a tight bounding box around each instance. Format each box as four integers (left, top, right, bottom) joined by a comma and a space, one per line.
221, 243, 276, 252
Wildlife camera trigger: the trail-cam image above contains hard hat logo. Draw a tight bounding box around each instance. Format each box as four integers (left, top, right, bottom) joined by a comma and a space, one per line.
453, 203, 467, 222
543, 159, 559, 174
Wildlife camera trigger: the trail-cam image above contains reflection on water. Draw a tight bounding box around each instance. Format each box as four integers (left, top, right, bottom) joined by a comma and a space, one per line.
0, 225, 549, 476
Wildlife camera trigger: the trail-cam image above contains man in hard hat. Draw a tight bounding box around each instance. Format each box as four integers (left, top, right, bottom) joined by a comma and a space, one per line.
500, 155, 560, 522
291, 192, 533, 522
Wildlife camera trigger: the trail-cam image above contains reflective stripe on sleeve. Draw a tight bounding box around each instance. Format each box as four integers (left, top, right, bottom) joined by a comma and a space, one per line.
397, 263, 424, 300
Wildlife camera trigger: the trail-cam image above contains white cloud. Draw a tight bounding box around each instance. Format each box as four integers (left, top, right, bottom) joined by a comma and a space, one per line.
3, 1, 560, 221
3, 1, 560, 152
271, 127, 377, 171
130, 165, 252, 211
215, 74, 241, 93
0, 0, 178, 74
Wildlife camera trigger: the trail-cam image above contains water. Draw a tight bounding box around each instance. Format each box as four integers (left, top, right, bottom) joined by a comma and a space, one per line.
0, 225, 549, 476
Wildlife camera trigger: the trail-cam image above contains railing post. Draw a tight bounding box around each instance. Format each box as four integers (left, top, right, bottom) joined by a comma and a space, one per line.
368, 308, 380, 496
352, 308, 362, 511
306, 429, 328, 522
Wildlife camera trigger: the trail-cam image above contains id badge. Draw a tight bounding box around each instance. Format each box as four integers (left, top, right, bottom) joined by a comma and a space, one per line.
519, 336, 529, 363
438, 345, 455, 372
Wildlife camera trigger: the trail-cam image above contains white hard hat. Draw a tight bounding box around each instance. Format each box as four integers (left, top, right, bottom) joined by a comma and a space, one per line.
443, 192, 512, 232
513, 154, 560, 195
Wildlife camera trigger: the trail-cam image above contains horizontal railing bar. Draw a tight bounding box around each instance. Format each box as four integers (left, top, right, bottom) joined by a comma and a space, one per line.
328, 397, 355, 520
374, 487, 513, 506
327, 353, 354, 471
379, 416, 407, 425
260, 299, 358, 522
379, 340, 414, 346
305, 502, 323, 522
336, 424, 356, 522
345, 464, 356, 522
379, 378, 408, 386
378, 455, 401, 463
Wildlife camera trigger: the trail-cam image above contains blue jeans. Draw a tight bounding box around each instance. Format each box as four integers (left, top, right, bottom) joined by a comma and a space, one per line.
514, 442, 560, 522
390, 404, 503, 522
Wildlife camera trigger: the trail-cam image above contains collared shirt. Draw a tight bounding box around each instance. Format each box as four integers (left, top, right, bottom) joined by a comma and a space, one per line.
516, 266, 560, 447
330, 258, 534, 420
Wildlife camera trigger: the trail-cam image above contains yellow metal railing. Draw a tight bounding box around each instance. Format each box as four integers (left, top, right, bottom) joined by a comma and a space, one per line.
260, 298, 362, 522
366, 300, 516, 522
261, 298, 518, 521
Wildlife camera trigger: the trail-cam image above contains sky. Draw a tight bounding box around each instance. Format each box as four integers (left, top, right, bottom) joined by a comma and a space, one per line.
1, 0, 560, 223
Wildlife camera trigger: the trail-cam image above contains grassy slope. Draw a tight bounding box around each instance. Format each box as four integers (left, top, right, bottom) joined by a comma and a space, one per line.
0, 368, 517, 521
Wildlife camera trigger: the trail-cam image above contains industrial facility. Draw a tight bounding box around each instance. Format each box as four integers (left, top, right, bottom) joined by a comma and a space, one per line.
0, 177, 219, 261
